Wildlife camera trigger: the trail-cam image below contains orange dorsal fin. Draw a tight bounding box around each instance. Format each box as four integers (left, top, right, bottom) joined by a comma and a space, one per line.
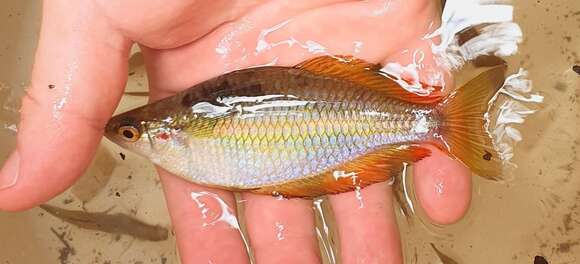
250, 144, 431, 198
295, 55, 441, 104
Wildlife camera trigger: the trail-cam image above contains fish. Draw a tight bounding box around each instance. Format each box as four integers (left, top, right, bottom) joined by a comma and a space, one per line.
105, 55, 506, 198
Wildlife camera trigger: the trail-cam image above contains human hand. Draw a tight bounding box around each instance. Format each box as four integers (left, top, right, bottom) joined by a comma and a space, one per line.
0, 0, 471, 263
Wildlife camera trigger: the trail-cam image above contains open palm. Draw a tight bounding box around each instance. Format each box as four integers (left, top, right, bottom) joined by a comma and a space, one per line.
0, 0, 472, 263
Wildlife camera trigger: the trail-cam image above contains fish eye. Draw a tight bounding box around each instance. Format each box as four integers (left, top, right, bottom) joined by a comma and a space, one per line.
118, 126, 140, 142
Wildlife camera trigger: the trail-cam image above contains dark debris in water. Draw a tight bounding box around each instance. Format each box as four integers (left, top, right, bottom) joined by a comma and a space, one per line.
554, 81, 567, 92
62, 198, 74, 205
562, 213, 574, 232
483, 151, 493, 161
563, 36, 572, 43
556, 240, 579, 253
572, 65, 580, 75
119, 152, 126, 160
48, 84, 55, 89
50, 227, 76, 264
430, 243, 459, 264
534, 255, 549, 264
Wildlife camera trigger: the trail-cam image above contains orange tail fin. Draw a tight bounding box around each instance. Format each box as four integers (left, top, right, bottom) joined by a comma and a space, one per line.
437, 65, 507, 180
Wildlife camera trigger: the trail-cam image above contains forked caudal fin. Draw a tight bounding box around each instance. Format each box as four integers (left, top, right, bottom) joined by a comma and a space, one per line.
436, 64, 507, 180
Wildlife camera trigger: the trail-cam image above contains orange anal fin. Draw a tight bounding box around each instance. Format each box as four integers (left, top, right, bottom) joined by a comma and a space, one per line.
295, 55, 441, 104
250, 144, 431, 199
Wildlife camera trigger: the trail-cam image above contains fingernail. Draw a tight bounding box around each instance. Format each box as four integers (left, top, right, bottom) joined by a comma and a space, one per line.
0, 151, 20, 190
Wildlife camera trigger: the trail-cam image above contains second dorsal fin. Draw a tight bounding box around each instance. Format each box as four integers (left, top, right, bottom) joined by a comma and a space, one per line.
295, 55, 441, 104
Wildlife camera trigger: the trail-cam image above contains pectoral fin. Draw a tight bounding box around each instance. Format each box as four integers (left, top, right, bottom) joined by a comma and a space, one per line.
250, 144, 431, 198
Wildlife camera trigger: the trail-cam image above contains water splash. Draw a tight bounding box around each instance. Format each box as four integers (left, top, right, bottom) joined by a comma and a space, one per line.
254, 19, 329, 56
425, 0, 522, 70
492, 100, 537, 162
302, 40, 327, 54
369, 0, 392, 16
190, 191, 239, 229
331, 170, 364, 208
353, 41, 364, 53
274, 221, 285, 241
401, 163, 415, 214
434, 181, 445, 195
191, 95, 313, 119
490, 69, 543, 163
248, 57, 279, 68
332, 170, 357, 180
380, 48, 443, 96
499, 69, 544, 103
313, 199, 330, 235
313, 198, 337, 264
52, 61, 78, 121
273, 194, 286, 201
3, 124, 17, 133
354, 186, 364, 209
255, 19, 295, 54
216, 19, 254, 59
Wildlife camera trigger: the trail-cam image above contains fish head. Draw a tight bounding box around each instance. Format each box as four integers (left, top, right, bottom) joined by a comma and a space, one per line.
104, 108, 187, 160
105, 112, 153, 154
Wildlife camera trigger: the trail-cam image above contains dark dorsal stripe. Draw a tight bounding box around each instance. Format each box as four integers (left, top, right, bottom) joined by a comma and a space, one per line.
179, 67, 284, 107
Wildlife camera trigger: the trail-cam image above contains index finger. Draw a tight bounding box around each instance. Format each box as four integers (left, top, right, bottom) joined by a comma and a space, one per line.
0, 0, 131, 211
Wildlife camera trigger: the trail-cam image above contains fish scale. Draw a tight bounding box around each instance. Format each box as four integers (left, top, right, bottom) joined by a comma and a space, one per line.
193, 94, 434, 187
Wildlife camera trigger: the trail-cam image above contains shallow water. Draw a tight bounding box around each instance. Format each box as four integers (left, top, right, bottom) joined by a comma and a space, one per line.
0, 0, 579, 263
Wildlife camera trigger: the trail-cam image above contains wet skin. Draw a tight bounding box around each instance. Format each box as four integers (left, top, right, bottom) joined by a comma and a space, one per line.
0, 0, 471, 263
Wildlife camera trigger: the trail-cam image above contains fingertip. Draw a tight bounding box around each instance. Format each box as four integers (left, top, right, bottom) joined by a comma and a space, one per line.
0, 118, 103, 212
157, 169, 249, 263
413, 146, 472, 225
242, 193, 320, 264
329, 182, 403, 264
0, 148, 76, 212
0, 151, 27, 212
0, 143, 94, 212
0, 150, 19, 190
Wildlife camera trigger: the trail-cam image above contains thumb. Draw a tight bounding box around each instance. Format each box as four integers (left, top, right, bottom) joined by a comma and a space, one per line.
0, 0, 131, 211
